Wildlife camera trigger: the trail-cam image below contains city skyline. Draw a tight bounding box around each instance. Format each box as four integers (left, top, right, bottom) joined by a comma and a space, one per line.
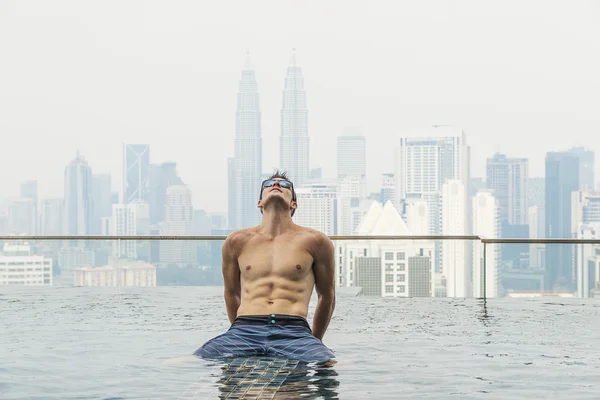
2, 1, 600, 212
0, 129, 598, 220
1, 136, 598, 296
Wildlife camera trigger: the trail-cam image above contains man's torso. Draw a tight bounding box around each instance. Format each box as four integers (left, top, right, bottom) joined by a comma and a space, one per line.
234, 227, 317, 319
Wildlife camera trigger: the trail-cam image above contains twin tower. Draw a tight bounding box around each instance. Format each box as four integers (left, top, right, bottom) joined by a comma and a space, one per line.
229, 51, 309, 229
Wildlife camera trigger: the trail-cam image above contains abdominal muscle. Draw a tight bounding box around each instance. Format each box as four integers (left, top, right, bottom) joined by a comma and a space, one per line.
236, 277, 313, 319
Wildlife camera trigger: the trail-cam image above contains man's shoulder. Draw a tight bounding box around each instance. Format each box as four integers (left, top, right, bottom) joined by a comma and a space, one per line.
224, 228, 257, 248
227, 227, 258, 240
297, 227, 333, 249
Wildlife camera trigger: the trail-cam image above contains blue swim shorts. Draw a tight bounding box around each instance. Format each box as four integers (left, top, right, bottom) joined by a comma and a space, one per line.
194, 314, 335, 364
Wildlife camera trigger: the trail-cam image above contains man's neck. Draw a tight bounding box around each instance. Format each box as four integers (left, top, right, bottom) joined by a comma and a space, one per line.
259, 209, 294, 237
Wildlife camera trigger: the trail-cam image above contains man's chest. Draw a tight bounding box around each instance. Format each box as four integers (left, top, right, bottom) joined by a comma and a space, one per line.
237, 238, 314, 280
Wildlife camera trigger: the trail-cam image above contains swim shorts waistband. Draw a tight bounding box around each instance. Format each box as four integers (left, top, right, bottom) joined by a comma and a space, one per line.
233, 314, 311, 330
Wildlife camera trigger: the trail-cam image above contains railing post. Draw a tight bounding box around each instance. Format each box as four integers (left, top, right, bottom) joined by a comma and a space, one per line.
117, 239, 121, 287
483, 241, 487, 300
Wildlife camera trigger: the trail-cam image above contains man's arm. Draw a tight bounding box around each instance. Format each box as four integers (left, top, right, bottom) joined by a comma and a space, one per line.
311, 232, 336, 340
222, 233, 241, 324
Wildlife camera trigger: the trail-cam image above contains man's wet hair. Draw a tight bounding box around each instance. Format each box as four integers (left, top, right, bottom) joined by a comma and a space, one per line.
259, 170, 297, 216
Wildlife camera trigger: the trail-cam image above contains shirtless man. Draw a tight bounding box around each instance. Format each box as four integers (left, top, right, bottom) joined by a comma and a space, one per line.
194, 171, 336, 364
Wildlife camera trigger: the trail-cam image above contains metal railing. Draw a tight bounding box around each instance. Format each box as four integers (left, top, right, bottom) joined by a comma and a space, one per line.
3, 235, 600, 300
2, 235, 598, 243
0, 235, 481, 241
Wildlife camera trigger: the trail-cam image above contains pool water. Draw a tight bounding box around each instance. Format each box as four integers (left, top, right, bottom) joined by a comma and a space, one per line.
1, 286, 599, 399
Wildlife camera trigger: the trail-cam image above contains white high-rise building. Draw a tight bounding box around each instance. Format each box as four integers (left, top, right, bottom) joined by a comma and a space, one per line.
160, 186, 195, 265
442, 180, 469, 297
394, 127, 470, 236
571, 189, 600, 232
293, 183, 337, 235
231, 53, 262, 229
574, 223, 600, 298
394, 128, 470, 281
111, 204, 137, 259
280, 51, 309, 186
396, 127, 471, 279
472, 190, 500, 298
337, 127, 366, 178
571, 189, 600, 297
336, 128, 366, 235
405, 199, 429, 235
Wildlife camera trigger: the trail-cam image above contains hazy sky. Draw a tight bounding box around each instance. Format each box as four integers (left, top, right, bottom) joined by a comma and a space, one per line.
1, 0, 599, 212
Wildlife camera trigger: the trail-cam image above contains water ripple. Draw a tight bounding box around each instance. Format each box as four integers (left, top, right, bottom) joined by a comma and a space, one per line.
1, 287, 600, 398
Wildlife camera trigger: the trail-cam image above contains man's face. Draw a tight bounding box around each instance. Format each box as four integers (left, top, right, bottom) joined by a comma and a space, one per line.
257, 178, 297, 213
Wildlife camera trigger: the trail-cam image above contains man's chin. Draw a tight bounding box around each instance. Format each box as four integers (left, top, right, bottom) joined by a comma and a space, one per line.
262, 197, 289, 209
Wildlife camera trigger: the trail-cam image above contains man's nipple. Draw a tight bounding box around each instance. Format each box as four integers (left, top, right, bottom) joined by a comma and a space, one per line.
296, 264, 302, 270
246, 265, 251, 270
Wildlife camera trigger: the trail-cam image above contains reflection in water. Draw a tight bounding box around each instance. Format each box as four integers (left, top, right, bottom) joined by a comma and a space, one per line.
477, 298, 494, 342
213, 357, 340, 399
477, 298, 490, 325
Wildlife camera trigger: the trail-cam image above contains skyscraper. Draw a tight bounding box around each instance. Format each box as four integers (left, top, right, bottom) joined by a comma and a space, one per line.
7, 199, 35, 235
280, 51, 309, 186
123, 144, 150, 204
486, 154, 509, 223
571, 189, 600, 297
441, 180, 469, 297
111, 204, 137, 259
528, 176, 545, 244
568, 147, 595, 190
337, 127, 366, 178
20, 180, 38, 234
472, 190, 500, 298
545, 151, 581, 290
41, 199, 63, 236
380, 173, 395, 205
486, 153, 528, 226
487, 154, 529, 268
92, 174, 112, 235
293, 183, 338, 235
508, 158, 528, 226
336, 128, 366, 235
394, 128, 470, 235
63, 153, 93, 236
231, 53, 262, 229
148, 162, 183, 225
337, 176, 364, 235
405, 199, 429, 235
159, 185, 195, 265
395, 127, 471, 276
